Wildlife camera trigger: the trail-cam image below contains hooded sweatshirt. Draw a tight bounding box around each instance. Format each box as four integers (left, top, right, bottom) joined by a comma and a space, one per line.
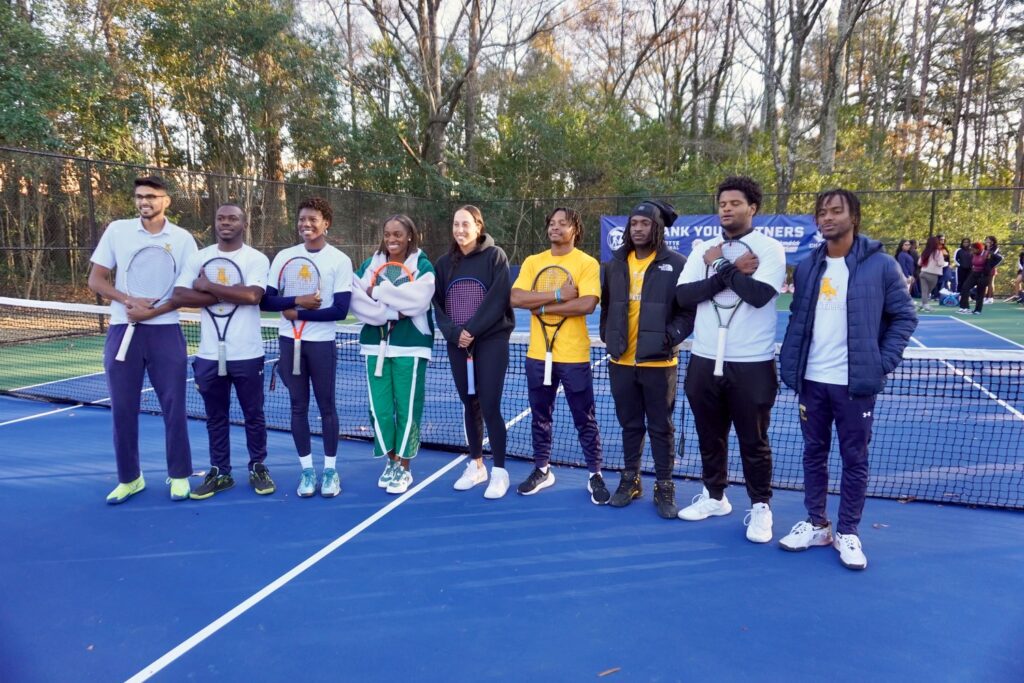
432, 234, 515, 344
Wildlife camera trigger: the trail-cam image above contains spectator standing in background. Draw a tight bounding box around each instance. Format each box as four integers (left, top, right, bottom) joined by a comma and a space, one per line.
895, 240, 915, 292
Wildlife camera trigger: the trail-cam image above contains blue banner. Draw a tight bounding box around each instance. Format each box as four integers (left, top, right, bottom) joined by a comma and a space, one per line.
600, 214, 821, 266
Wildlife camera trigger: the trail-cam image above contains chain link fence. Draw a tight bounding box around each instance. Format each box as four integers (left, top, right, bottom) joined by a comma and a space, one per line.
2, 146, 1022, 300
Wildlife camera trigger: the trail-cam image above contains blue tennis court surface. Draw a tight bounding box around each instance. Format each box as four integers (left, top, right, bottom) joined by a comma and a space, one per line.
1, 398, 1022, 682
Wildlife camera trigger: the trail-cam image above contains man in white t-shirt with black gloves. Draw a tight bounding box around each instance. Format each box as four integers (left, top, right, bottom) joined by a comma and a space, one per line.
674, 176, 786, 543
172, 204, 275, 499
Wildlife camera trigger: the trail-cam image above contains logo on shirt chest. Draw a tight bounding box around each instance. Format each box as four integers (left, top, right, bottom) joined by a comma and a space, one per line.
819, 277, 838, 301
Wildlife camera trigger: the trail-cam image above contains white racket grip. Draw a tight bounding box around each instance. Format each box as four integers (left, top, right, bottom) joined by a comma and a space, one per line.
217, 343, 227, 376
115, 323, 136, 362
466, 356, 476, 395
714, 327, 727, 376
374, 342, 386, 377
544, 352, 554, 385
292, 338, 302, 375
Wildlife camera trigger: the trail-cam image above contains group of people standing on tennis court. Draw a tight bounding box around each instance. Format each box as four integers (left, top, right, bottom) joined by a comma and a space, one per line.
90, 173, 917, 571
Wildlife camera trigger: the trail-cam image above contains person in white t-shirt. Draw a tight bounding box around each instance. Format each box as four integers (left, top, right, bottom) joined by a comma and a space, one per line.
262, 197, 353, 498
778, 189, 916, 570
674, 176, 786, 543
171, 204, 274, 499
88, 176, 198, 505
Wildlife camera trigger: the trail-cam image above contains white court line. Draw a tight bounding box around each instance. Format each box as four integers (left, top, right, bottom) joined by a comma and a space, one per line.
125, 452, 467, 683
944, 314, 1024, 349
0, 404, 81, 426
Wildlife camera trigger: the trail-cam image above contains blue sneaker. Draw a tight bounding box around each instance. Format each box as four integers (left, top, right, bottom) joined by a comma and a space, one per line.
297, 468, 317, 497
378, 460, 399, 489
321, 468, 341, 498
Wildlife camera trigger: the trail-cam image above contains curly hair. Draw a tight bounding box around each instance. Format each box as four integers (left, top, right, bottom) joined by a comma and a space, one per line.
297, 196, 333, 226
716, 176, 763, 212
815, 188, 861, 234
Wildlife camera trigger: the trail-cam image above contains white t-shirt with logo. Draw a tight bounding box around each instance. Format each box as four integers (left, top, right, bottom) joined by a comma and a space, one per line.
805, 256, 849, 385
268, 243, 353, 343
677, 230, 787, 362
90, 218, 199, 325
175, 244, 270, 361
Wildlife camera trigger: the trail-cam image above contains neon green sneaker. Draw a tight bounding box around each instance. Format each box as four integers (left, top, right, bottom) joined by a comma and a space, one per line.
106, 475, 146, 505
167, 477, 191, 501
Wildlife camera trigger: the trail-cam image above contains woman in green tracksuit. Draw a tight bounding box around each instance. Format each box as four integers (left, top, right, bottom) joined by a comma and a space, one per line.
350, 215, 436, 494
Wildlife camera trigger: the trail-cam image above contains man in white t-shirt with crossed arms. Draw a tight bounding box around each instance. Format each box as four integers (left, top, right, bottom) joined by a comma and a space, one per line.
674, 175, 786, 543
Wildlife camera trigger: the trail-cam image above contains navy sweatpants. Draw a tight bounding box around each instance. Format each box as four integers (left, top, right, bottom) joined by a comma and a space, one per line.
103, 323, 192, 483
277, 337, 338, 459
799, 379, 875, 536
525, 358, 603, 472
193, 357, 267, 474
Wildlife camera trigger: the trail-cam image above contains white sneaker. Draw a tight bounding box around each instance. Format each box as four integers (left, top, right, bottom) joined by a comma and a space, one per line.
677, 487, 733, 521
834, 532, 868, 570
386, 468, 413, 495
984, 297, 994, 304
483, 467, 509, 499
453, 460, 488, 490
744, 503, 773, 543
779, 520, 833, 551
957, 308, 970, 314
377, 460, 398, 489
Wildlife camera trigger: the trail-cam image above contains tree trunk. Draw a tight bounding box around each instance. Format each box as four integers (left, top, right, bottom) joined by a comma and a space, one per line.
818, 0, 865, 175
464, 0, 481, 173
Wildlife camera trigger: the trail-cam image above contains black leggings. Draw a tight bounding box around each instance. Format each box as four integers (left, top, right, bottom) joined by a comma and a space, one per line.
447, 333, 509, 467
959, 271, 987, 312
277, 337, 338, 458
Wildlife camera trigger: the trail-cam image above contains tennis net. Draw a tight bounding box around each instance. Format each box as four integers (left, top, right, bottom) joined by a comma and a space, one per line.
1, 297, 1022, 509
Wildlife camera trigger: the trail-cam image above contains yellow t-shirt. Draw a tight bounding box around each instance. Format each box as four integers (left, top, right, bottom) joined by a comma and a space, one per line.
611, 251, 677, 367
512, 248, 601, 363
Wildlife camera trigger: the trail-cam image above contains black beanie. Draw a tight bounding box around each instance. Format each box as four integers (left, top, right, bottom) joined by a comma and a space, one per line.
629, 200, 678, 230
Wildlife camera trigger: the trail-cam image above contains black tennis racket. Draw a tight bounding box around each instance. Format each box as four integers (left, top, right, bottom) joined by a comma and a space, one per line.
371, 261, 415, 378
708, 239, 754, 376
114, 245, 178, 362
278, 256, 321, 375
201, 257, 244, 376
532, 265, 572, 386
444, 277, 487, 395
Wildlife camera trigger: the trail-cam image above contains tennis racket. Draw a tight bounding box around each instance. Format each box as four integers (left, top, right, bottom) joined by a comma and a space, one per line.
444, 277, 487, 395
201, 257, 244, 376
371, 261, 415, 378
114, 245, 178, 362
708, 239, 754, 376
532, 265, 572, 385
278, 256, 321, 375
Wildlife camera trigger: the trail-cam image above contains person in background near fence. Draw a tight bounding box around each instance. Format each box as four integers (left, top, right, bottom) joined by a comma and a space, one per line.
982, 235, 1002, 304
601, 199, 692, 518
88, 175, 198, 504
917, 236, 946, 313
958, 239, 1001, 315
350, 215, 435, 495
171, 204, 274, 499
433, 206, 515, 498
953, 237, 973, 292
1010, 250, 1024, 303
675, 176, 785, 542
510, 207, 606, 503
894, 239, 915, 293
261, 197, 352, 498
908, 239, 921, 298
779, 188, 917, 570
934, 234, 953, 297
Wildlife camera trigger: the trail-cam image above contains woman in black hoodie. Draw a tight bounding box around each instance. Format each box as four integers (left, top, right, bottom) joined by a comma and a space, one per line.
433, 205, 516, 498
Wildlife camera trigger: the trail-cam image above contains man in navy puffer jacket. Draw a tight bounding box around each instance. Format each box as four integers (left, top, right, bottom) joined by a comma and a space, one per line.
778, 189, 916, 570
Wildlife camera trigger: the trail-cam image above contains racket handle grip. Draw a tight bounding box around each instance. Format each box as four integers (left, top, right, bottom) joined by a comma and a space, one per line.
714, 327, 727, 377
292, 338, 302, 375
374, 347, 385, 377
467, 356, 476, 395
218, 343, 227, 376
544, 352, 553, 386
115, 323, 136, 362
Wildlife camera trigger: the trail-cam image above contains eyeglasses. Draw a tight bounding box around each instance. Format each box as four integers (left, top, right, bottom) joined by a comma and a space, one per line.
134, 193, 168, 201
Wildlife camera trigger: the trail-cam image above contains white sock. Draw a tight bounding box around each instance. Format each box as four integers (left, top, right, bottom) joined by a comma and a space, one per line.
299, 455, 313, 470
324, 456, 337, 470
540, 465, 549, 473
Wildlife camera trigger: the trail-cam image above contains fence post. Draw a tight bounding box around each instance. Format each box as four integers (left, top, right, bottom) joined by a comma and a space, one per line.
84, 161, 104, 318
928, 190, 937, 237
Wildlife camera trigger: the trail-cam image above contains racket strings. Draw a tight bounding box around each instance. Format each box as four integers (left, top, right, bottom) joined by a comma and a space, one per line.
445, 280, 487, 326
126, 249, 177, 299
280, 261, 320, 296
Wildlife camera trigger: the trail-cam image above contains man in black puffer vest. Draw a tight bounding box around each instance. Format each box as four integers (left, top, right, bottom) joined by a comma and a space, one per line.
600, 200, 693, 518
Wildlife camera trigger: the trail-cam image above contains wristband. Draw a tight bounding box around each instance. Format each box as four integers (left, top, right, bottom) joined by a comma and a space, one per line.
713, 257, 728, 272
539, 305, 545, 316
555, 290, 561, 304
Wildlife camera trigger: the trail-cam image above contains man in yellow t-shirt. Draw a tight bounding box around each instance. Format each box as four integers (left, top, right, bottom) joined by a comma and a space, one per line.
599, 200, 692, 519
510, 207, 607, 504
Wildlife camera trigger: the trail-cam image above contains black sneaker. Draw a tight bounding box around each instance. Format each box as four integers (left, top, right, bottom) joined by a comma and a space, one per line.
653, 479, 678, 519
517, 467, 555, 495
190, 466, 234, 500
609, 470, 642, 508
588, 473, 611, 505
249, 463, 276, 495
